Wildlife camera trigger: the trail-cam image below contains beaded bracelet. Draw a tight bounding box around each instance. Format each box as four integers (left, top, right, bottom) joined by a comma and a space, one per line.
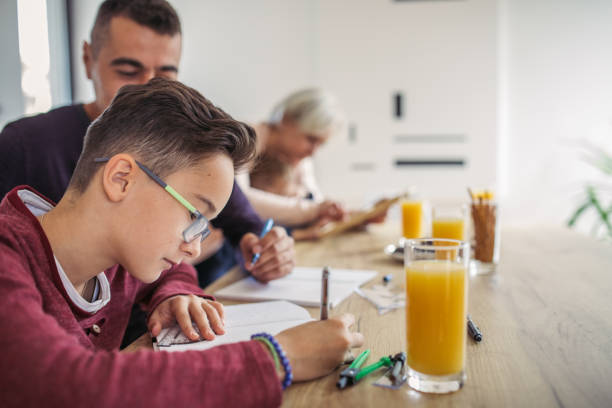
252, 336, 281, 369
251, 332, 293, 389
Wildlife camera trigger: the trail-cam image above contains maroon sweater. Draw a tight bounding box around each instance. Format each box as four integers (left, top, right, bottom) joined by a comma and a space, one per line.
0, 187, 281, 408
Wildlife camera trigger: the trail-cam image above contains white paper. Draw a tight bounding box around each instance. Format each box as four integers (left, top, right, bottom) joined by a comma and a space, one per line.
214, 267, 378, 307
154, 300, 312, 352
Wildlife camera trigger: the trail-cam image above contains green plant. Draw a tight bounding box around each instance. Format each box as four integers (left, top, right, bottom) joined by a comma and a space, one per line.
567, 146, 612, 239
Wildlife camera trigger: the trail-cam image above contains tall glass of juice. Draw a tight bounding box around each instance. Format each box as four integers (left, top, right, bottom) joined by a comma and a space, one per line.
401, 200, 423, 239
404, 238, 470, 393
432, 204, 467, 241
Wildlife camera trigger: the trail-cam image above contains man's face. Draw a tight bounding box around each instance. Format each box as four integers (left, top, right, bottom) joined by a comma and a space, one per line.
83, 16, 182, 118
117, 154, 235, 283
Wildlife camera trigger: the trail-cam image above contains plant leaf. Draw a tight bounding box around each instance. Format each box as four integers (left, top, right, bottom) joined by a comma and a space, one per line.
567, 201, 591, 227
587, 187, 612, 236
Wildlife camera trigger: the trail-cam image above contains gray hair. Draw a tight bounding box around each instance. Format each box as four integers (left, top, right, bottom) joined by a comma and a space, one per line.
269, 88, 345, 136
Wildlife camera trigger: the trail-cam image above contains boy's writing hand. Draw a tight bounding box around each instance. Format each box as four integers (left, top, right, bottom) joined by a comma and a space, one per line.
274, 314, 364, 381
240, 226, 295, 283
148, 294, 225, 342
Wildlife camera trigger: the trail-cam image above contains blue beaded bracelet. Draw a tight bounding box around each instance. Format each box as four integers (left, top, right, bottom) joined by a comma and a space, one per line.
251, 332, 293, 389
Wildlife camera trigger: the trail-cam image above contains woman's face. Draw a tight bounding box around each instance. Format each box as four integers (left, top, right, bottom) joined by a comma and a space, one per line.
274, 119, 330, 166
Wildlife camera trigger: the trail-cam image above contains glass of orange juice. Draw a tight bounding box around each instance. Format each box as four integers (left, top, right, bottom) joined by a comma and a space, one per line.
431, 204, 467, 241
404, 238, 470, 393
401, 200, 423, 239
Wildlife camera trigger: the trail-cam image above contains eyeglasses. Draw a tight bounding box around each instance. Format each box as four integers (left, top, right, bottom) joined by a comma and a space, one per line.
94, 158, 211, 243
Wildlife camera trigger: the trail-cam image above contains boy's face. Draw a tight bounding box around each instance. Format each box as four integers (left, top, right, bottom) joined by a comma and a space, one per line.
275, 119, 330, 166
117, 154, 234, 283
83, 16, 182, 118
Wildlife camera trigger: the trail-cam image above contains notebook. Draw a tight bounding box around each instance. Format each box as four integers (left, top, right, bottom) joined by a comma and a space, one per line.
154, 300, 311, 352
214, 266, 378, 308
318, 193, 406, 238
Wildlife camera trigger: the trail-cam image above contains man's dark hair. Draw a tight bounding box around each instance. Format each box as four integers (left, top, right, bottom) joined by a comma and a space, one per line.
69, 78, 256, 193
90, 0, 181, 58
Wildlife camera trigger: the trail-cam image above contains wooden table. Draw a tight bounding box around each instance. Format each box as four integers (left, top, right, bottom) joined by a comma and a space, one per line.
127, 223, 612, 407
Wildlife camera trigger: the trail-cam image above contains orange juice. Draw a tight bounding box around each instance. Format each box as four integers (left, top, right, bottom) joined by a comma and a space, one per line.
432, 217, 465, 240
405, 260, 467, 375
401, 201, 423, 238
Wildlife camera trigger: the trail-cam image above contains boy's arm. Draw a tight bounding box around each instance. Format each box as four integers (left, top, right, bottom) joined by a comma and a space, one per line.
0, 247, 281, 408
135, 262, 228, 341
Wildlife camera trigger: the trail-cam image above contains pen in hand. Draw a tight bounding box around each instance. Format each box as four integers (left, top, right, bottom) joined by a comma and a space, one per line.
251, 218, 274, 265
467, 314, 482, 342
320, 266, 330, 320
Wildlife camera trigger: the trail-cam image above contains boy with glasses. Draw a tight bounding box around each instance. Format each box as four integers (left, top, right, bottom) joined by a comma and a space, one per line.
0, 78, 363, 407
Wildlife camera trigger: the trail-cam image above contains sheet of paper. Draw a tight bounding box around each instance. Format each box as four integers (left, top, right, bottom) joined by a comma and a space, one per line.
214, 267, 377, 307
355, 284, 406, 315
155, 300, 312, 352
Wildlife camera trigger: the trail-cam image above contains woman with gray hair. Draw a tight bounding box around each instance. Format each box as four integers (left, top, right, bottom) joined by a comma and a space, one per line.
236, 88, 348, 239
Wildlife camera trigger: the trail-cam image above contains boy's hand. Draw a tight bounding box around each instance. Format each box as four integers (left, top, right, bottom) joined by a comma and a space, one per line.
240, 226, 295, 283
275, 314, 364, 381
148, 294, 225, 342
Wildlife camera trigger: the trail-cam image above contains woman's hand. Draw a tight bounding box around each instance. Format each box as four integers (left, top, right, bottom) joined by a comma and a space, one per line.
291, 217, 332, 241
317, 200, 346, 222
148, 294, 225, 341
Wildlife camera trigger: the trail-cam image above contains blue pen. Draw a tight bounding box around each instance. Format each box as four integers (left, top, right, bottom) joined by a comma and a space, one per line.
251, 218, 274, 265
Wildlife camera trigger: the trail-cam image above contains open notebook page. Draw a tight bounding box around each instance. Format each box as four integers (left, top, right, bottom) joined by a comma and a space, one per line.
154, 300, 312, 352
214, 267, 377, 307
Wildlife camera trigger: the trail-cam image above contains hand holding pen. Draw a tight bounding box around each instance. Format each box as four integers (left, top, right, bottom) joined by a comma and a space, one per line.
251, 219, 274, 265
240, 218, 296, 283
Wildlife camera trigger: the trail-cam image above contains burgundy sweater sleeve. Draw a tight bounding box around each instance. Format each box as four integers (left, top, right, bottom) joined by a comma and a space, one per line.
0, 248, 282, 407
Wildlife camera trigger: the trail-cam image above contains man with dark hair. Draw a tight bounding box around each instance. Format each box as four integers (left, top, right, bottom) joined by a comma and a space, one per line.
0, 0, 294, 321
82, 0, 183, 120
0, 77, 364, 407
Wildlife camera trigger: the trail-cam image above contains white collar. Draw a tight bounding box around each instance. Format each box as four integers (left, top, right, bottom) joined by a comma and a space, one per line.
18, 189, 111, 313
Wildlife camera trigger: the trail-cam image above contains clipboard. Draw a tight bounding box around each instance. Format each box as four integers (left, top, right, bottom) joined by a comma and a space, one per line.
318, 193, 407, 238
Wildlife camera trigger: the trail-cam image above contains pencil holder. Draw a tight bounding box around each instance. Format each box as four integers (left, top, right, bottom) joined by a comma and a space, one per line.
470, 199, 500, 274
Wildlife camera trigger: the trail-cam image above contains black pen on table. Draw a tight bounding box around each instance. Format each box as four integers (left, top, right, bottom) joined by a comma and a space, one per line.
467, 314, 482, 342
320, 266, 330, 320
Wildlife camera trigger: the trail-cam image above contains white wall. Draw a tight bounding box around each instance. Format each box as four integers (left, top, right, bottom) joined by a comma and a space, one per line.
312, 0, 498, 206
69, 0, 101, 103
501, 0, 612, 229
0, 0, 24, 129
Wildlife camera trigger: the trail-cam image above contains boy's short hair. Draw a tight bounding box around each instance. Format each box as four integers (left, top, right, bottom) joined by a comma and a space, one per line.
69, 78, 256, 193
90, 0, 181, 58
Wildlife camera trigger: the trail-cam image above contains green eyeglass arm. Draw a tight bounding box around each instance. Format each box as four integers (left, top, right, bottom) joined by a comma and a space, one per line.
164, 185, 198, 214
95, 157, 199, 215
